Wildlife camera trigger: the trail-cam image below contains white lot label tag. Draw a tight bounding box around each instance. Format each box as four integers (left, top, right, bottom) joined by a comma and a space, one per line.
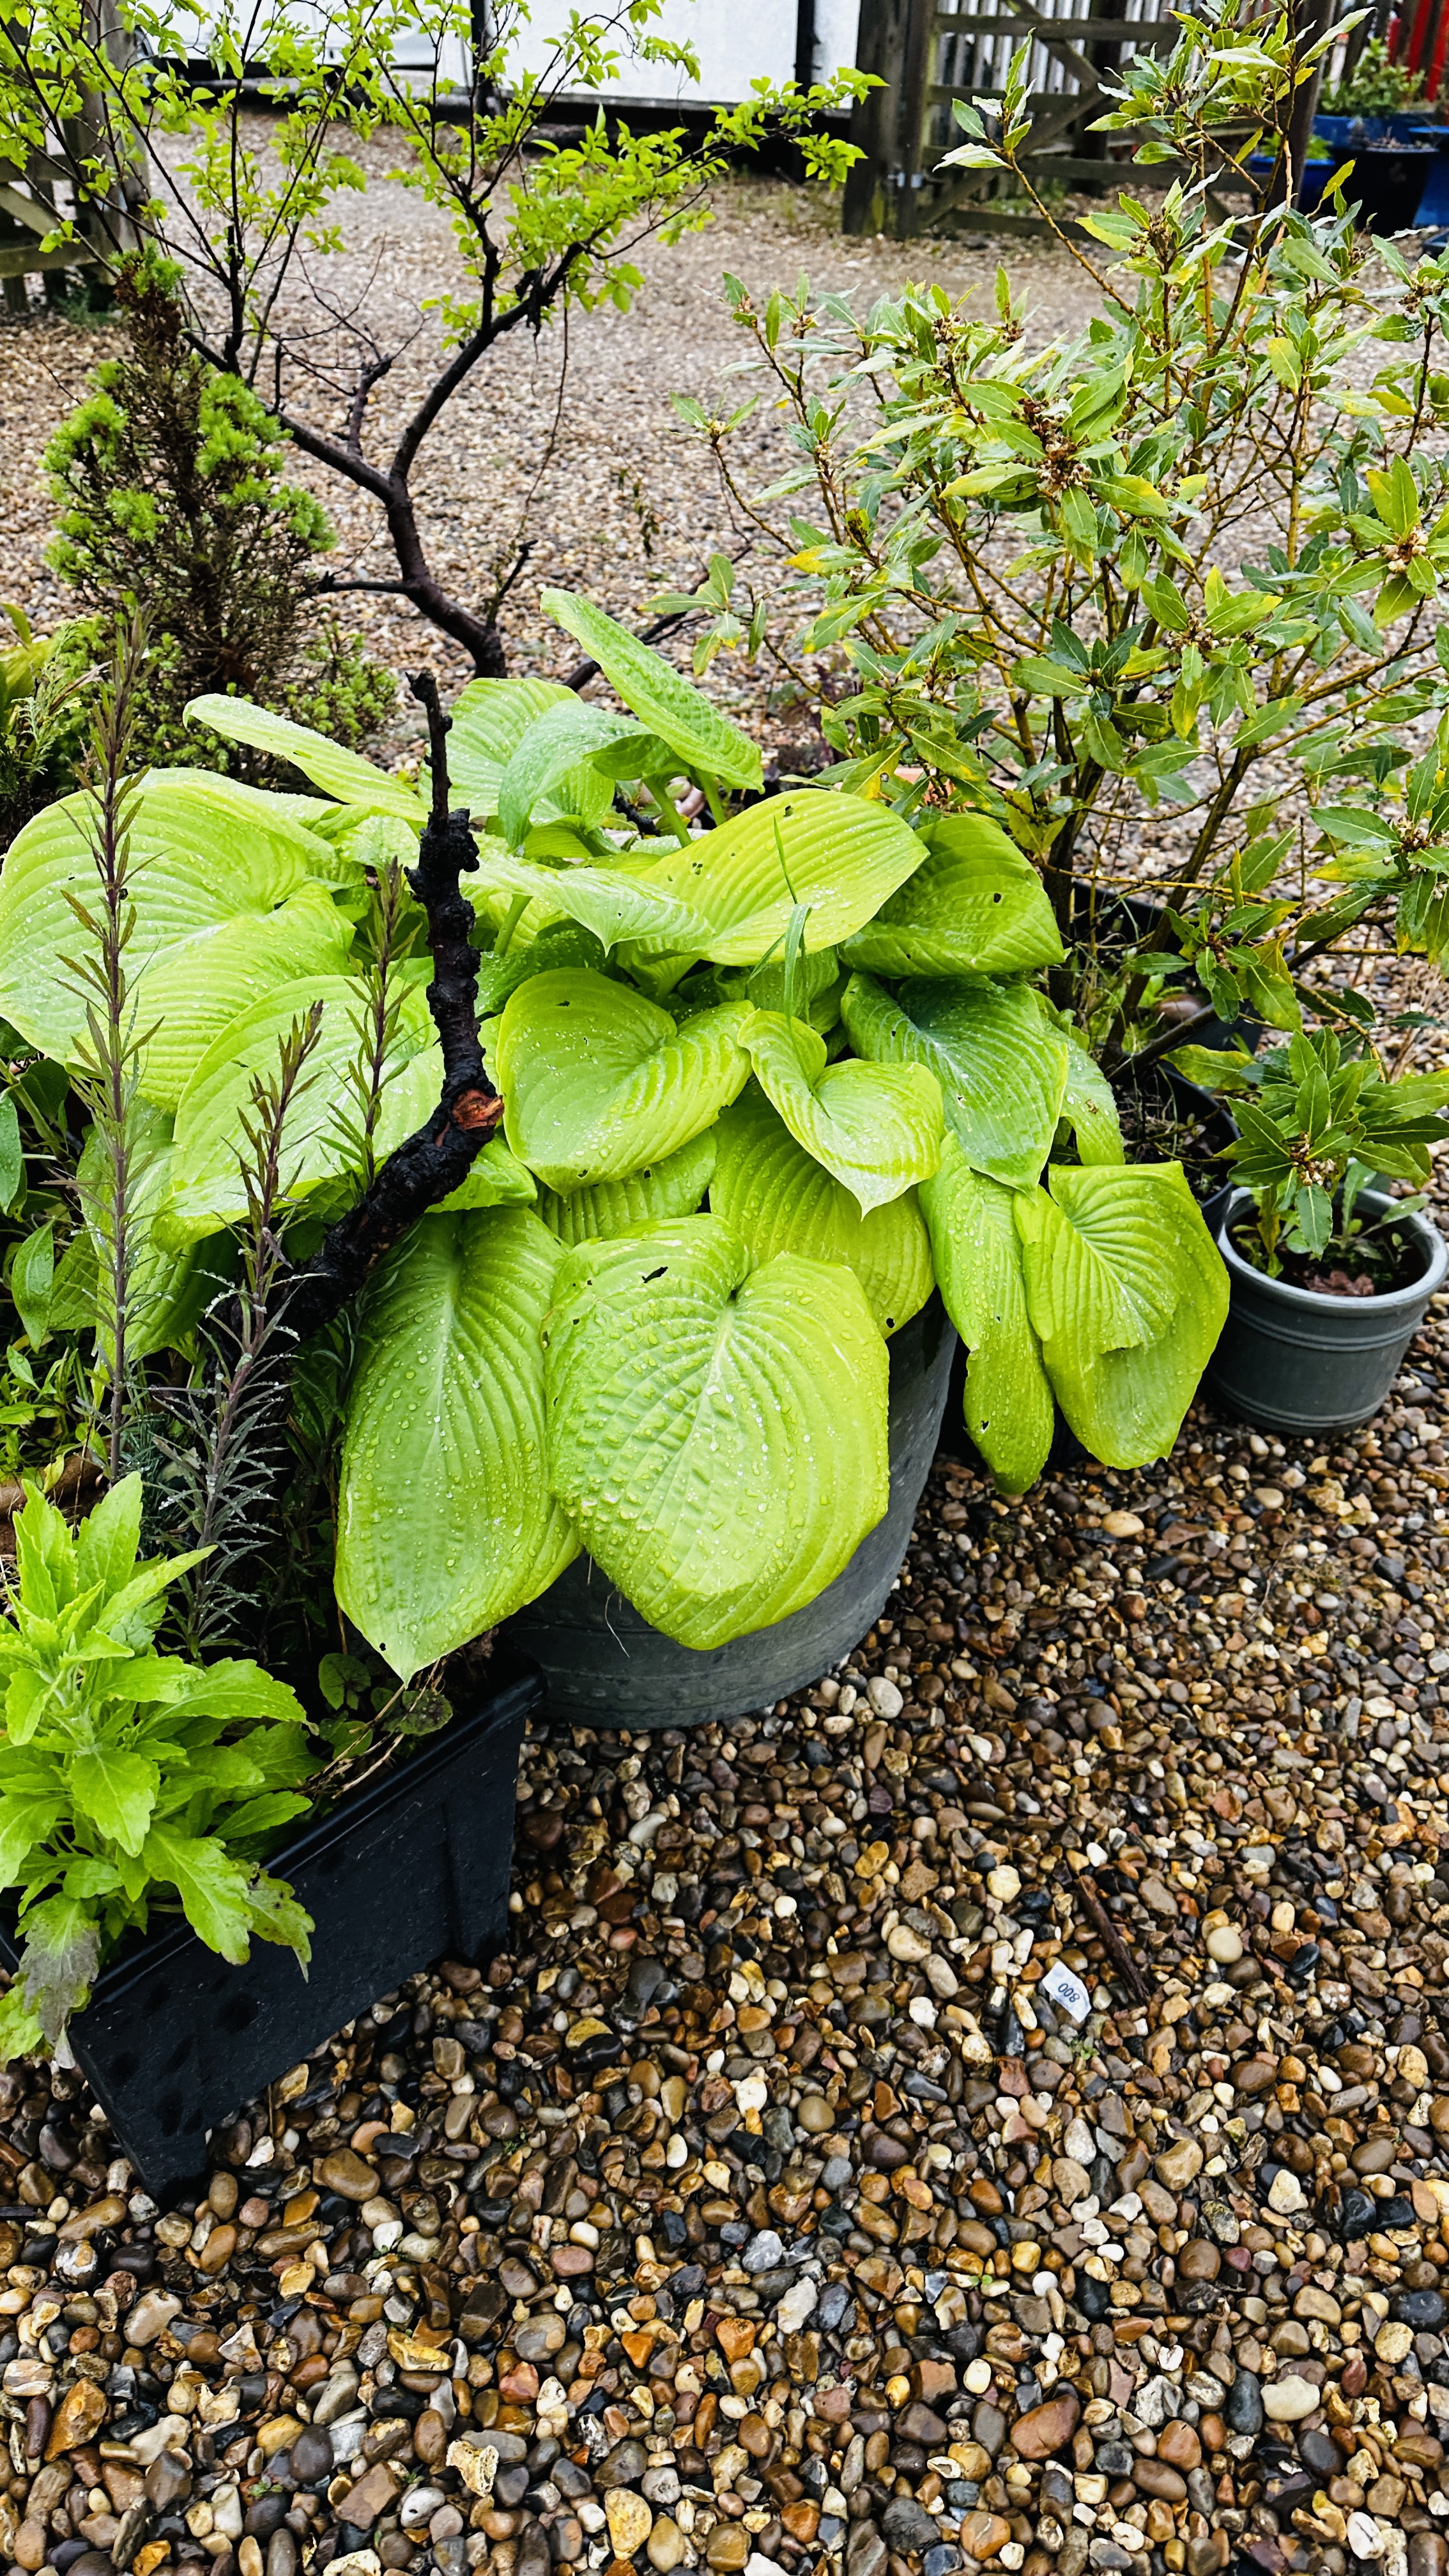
1039, 1961, 1092, 2023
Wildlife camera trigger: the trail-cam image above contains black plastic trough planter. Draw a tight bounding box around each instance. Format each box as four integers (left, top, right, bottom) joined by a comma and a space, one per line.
1206, 1186, 1449, 1434
507, 1295, 957, 1729
0, 1654, 542, 2201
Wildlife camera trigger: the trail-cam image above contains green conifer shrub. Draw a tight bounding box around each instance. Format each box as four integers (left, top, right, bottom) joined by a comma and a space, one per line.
45, 254, 393, 774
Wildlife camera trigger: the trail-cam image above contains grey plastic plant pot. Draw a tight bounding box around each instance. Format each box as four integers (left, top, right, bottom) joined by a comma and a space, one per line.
1205, 1186, 1448, 1436
507, 1295, 958, 1729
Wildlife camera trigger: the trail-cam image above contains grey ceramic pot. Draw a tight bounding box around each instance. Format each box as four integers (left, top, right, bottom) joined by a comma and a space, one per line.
507, 1294, 957, 1728
1206, 1186, 1448, 1435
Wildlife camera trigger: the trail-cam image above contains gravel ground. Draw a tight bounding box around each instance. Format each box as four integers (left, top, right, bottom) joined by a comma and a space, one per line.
3, 1340, 1449, 2576
5, 160, 1449, 2576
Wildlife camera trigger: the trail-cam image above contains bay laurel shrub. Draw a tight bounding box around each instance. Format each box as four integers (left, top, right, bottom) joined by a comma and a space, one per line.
0, 595, 1227, 1680
663, 3, 1449, 1208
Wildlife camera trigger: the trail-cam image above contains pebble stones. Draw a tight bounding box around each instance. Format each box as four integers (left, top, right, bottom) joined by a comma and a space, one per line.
4, 1351, 1449, 2576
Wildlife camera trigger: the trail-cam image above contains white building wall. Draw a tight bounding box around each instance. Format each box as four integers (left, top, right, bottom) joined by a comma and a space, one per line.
531, 0, 864, 105
220, 0, 864, 110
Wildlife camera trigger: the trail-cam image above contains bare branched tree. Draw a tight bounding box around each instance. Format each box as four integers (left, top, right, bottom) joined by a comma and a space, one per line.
0, 0, 865, 671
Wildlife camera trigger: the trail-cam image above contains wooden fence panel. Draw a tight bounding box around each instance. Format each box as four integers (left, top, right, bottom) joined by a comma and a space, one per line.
843, 0, 1176, 234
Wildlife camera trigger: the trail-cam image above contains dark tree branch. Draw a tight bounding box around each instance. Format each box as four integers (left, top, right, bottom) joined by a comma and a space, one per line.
286, 671, 505, 1340
479, 537, 534, 629
347, 350, 396, 457
389, 288, 546, 486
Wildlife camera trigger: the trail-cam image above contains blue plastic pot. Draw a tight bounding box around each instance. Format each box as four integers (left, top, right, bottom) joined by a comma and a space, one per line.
1315, 112, 1448, 142
1250, 142, 1438, 229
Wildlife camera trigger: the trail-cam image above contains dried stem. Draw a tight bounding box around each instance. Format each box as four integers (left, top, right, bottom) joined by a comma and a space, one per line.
286, 672, 504, 1342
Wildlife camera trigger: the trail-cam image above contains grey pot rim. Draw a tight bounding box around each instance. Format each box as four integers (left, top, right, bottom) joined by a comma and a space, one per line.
1213, 1185, 1449, 1315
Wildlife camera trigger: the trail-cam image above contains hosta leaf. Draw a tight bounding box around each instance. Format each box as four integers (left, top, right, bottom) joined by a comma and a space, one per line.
746, 944, 840, 1017
446, 676, 573, 817
468, 846, 712, 957
162, 979, 433, 1244
841, 814, 1064, 978
473, 920, 608, 1021
496, 700, 645, 846
537, 1131, 717, 1244
185, 696, 424, 820
543, 1218, 889, 1649
742, 1008, 943, 1213
540, 589, 763, 792
337, 1208, 578, 1679
710, 1087, 933, 1337
623, 789, 926, 965
842, 971, 1070, 1190
1014, 1163, 1229, 1466
1061, 1036, 1124, 1164
920, 1137, 1052, 1494
135, 886, 354, 1112
434, 1142, 539, 1214
494, 969, 751, 1190
0, 774, 341, 1062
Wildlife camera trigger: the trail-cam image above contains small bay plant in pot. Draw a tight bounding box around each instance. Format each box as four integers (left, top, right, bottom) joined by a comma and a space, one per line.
1179, 1029, 1449, 1432
0, 594, 1230, 1743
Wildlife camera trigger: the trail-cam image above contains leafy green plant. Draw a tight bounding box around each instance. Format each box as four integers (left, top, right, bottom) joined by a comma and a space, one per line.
0, 588, 1230, 1676
1170, 1028, 1449, 1276
664, 1, 1449, 1084
0, 610, 90, 852
1318, 38, 1425, 121
0, 1471, 314, 2062
46, 253, 393, 772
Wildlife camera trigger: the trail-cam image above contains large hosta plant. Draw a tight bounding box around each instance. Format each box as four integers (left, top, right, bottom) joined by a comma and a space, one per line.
0, 597, 1225, 1674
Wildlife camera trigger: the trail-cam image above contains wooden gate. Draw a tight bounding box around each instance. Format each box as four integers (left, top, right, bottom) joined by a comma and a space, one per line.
841, 0, 1178, 234
0, 151, 107, 312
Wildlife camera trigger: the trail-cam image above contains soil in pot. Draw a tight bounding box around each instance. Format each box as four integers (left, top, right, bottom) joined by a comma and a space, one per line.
1108, 1057, 1236, 1211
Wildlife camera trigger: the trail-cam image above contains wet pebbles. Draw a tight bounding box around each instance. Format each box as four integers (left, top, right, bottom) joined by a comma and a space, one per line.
3, 1312, 1449, 2576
